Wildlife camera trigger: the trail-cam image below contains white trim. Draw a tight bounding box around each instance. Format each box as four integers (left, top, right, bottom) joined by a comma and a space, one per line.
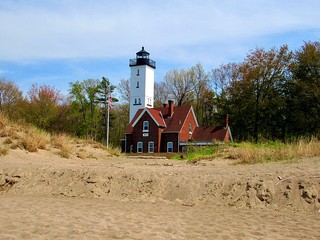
180, 106, 199, 134
227, 126, 233, 142
132, 108, 166, 128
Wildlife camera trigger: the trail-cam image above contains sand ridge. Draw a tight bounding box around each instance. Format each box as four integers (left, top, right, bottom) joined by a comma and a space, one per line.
1, 149, 320, 239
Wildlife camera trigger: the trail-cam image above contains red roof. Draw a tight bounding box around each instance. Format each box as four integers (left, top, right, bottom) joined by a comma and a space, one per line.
191, 126, 228, 142
124, 109, 143, 134
147, 108, 166, 127
153, 105, 193, 132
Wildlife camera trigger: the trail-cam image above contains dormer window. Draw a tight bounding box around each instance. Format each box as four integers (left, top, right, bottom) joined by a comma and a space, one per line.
143, 121, 149, 132
189, 123, 192, 134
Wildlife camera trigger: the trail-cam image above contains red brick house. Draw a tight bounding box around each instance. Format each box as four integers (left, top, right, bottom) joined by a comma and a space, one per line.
123, 100, 232, 153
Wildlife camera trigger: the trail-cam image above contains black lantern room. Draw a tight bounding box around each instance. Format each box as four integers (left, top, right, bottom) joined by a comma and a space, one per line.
129, 47, 156, 69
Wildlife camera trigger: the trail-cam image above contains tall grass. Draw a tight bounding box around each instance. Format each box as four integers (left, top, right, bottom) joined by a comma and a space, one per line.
51, 134, 73, 158
0, 113, 116, 158
178, 138, 320, 164
229, 137, 320, 164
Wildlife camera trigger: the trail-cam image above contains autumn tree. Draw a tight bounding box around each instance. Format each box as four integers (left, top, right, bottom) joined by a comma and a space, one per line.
26, 84, 63, 130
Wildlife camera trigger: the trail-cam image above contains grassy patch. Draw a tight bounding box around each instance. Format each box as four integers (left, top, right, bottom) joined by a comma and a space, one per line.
51, 134, 73, 158
0, 145, 9, 156
177, 138, 320, 164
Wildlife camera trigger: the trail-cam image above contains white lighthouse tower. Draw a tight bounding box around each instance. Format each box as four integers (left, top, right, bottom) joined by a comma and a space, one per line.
129, 47, 156, 122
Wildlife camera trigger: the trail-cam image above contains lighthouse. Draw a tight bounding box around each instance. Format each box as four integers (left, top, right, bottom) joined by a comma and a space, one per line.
129, 47, 156, 122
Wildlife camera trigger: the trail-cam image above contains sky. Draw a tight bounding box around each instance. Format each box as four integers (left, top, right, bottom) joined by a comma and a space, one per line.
1, 0, 319, 98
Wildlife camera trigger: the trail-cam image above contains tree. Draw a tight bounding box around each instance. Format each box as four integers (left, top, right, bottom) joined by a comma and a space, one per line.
190, 63, 210, 124
117, 79, 130, 103
69, 79, 100, 139
0, 78, 23, 119
96, 77, 117, 144
154, 81, 169, 107
226, 45, 293, 142
26, 84, 63, 130
163, 68, 194, 106
211, 63, 240, 96
288, 41, 320, 137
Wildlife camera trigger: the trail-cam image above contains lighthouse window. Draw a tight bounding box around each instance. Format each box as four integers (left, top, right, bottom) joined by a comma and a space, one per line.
138, 98, 141, 104
136, 69, 140, 76
136, 81, 139, 88
134, 98, 137, 104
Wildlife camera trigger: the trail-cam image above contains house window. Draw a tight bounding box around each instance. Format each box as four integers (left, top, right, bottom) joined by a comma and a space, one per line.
137, 142, 143, 153
130, 145, 133, 153
167, 142, 173, 153
136, 81, 139, 88
143, 121, 149, 132
148, 141, 154, 153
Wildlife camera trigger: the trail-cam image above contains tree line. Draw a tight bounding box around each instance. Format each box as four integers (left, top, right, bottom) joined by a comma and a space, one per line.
1, 41, 319, 145
152, 41, 319, 142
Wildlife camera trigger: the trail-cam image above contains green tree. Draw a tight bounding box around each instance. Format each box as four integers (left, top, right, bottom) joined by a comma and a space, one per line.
69, 79, 100, 139
96, 77, 118, 144
288, 41, 320, 137
226, 45, 293, 142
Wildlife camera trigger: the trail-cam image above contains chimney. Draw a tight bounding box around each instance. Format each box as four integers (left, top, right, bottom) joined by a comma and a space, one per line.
163, 103, 168, 108
225, 114, 229, 128
168, 100, 174, 117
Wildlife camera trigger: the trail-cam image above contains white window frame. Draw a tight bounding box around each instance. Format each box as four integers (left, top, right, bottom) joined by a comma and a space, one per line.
167, 142, 173, 153
130, 145, 133, 153
148, 141, 154, 153
137, 142, 143, 153
143, 121, 149, 132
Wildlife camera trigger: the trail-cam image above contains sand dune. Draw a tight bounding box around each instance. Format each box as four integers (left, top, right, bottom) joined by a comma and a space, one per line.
1, 149, 320, 239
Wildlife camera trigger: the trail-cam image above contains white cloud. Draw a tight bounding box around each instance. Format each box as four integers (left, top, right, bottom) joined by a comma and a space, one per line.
0, 0, 319, 65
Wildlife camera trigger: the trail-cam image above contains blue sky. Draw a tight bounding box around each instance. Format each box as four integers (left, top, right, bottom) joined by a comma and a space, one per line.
1, 0, 319, 98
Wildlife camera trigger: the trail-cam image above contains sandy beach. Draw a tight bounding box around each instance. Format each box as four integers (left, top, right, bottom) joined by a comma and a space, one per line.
1, 149, 320, 239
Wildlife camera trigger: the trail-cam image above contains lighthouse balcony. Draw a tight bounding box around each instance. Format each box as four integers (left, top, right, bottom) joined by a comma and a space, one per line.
129, 58, 156, 69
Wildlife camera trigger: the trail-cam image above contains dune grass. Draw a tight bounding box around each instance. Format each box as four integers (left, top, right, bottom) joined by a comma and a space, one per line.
177, 138, 320, 164
0, 113, 118, 159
